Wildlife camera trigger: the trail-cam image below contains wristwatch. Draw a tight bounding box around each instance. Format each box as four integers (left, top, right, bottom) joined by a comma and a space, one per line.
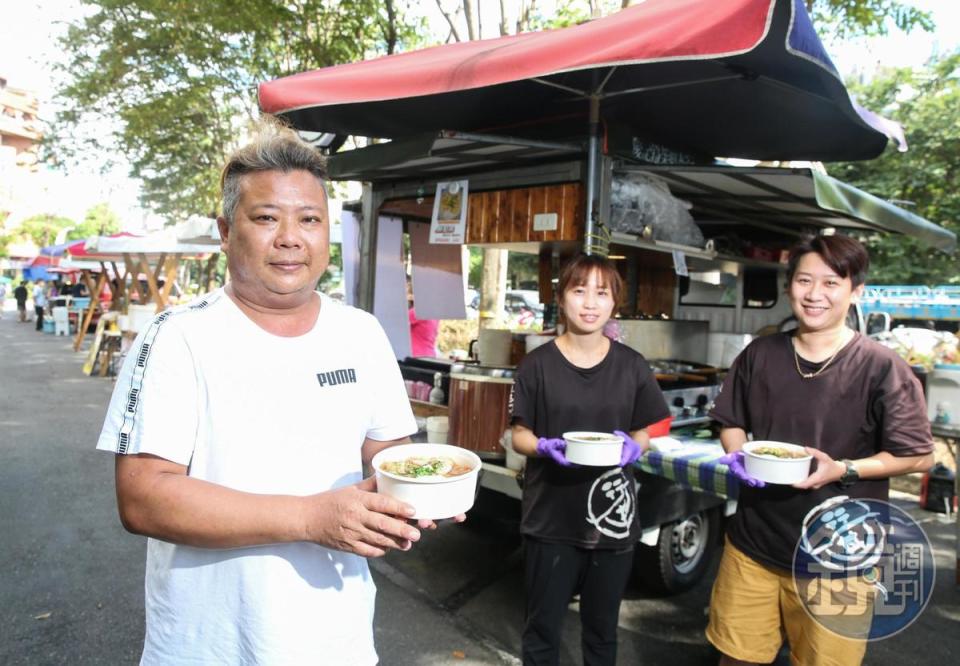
839, 459, 860, 487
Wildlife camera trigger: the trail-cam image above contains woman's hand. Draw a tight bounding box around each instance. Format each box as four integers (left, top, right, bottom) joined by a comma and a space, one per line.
717, 451, 766, 488
536, 437, 571, 467
614, 430, 644, 466
793, 447, 845, 490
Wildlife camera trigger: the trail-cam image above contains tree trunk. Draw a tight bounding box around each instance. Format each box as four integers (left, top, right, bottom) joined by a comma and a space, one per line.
463, 0, 477, 40
479, 248, 508, 330
383, 0, 398, 55
517, 0, 537, 33
498, 0, 509, 36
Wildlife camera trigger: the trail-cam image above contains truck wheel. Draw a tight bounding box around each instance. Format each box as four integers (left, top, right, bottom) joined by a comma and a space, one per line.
634, 508, 720, 594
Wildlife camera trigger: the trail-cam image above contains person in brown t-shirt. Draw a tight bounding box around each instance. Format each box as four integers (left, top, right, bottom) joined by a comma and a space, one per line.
705, 234, 934, 666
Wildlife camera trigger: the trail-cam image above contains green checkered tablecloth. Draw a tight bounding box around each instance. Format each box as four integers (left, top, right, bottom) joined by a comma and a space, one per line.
636, 438, 739, 500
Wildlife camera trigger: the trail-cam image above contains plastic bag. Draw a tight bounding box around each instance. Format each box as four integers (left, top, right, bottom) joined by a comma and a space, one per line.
609, 172, 705, 247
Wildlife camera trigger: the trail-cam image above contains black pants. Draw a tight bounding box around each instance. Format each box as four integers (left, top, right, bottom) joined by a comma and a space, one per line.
522, 538, 634, 666
35, 306, 44, 331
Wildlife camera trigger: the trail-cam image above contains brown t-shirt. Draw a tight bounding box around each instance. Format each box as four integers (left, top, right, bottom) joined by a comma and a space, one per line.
710, 332, 932, 570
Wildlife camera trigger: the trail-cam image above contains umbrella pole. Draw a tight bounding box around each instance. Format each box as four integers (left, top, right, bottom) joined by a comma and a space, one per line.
583, 95, 601, 256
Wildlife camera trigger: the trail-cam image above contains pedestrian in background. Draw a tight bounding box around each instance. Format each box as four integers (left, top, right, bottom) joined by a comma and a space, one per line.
33, 280, 47, 331
14, 281, 28, 322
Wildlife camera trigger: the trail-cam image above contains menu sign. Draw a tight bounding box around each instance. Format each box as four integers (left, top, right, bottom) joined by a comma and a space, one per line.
429, 180, 469, 244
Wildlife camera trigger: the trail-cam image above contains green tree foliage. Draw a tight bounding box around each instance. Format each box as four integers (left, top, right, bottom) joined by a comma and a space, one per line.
49, 0, 425, 223
539, 0, 933, 36
68, 202, 122, 241
16, 214, 77, 248
0, 211, 11, 257
808, 0, 933, 39
829, 52, 960, 284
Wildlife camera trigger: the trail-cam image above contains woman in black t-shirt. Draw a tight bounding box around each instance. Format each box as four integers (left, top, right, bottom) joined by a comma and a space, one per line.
511, 254, 669, 666
705, 235, 934, 666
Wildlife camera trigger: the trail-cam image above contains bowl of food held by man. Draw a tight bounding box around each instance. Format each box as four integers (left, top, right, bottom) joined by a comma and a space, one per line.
372, 444, 481, 519
742, 441, 813, 484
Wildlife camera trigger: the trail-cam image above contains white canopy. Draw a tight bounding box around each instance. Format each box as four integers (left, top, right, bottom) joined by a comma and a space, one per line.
86, 228, 216, 257
175, 215, 221, 245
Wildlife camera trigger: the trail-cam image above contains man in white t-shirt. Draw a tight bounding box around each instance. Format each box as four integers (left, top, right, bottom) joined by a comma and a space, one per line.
32, 279, 46, 331
97, 121, 447, 665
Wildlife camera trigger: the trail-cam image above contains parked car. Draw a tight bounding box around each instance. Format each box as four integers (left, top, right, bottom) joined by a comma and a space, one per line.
467, 289, 544, 326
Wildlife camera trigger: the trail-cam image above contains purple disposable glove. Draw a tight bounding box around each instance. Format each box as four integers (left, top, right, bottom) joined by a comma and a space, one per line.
614, 430, 643, 467
536, 437, 571, 467
718, 451, 766, 488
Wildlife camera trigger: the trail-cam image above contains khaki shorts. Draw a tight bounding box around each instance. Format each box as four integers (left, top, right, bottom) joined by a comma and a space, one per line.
705, 538, 872, 665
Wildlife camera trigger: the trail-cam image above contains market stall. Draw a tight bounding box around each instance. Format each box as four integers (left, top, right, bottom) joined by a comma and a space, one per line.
259, 0, 957, 590
86, 229, 216, 313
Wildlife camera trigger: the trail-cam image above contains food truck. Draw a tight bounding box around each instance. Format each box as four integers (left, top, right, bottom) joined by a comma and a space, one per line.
258, 0, 956, 591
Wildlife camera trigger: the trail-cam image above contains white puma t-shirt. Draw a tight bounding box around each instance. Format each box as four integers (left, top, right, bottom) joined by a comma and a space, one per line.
97, 289, 416, 665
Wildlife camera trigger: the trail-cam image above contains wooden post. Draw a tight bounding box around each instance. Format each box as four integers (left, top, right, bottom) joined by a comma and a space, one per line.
138, 253, 164, 311
110, 261, 127, 311
73, 271, 108, 352
159, 254, 181, 304
72, 269, 92, 351
204, 254, 219, 293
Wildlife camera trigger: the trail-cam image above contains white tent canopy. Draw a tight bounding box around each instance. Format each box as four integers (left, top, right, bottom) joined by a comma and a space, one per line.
175, 215, 221, 245
86, 227, 216, 256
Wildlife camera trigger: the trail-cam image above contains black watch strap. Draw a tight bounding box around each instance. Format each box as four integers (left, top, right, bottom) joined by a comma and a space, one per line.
839, 459, 860, 487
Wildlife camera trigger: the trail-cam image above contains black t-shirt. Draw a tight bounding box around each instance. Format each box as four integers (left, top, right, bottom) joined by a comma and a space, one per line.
711, 332, 932, 570
14, 286, 27, 305
510, 340, 670, 549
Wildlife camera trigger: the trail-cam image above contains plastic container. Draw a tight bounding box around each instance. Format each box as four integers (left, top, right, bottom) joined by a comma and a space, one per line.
563, 431, 624, 466
372, 444, 481, 519
71, 297, 92, 311
52, 307, 70, 336
926, 364, 960, 424
426, 416, 449, 443
742, 441, 812, 485
127, 304, 158, 333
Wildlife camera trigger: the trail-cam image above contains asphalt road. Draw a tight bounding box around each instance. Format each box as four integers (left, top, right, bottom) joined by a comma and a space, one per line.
1, 302, 957, 665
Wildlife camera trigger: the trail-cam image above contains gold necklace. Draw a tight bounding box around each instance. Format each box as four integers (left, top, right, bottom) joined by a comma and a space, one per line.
793, 333, 848, 379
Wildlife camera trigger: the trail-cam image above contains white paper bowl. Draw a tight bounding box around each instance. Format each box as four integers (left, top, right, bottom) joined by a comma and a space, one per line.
742, 441, 813, 485
562, 431, 624, 466
372, 444, 481, 519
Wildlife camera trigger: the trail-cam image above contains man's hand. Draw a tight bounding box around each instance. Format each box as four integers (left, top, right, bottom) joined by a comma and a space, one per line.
416, 514, 467, 531
303, 476, 423, 558
792, 447, 845, 490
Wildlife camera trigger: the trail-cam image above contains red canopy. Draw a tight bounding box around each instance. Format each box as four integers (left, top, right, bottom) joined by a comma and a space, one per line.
260, 0, 895, 161
261, 0, 769, 112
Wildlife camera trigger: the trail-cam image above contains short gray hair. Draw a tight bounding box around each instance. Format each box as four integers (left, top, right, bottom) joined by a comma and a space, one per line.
219, 117, 328, 224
